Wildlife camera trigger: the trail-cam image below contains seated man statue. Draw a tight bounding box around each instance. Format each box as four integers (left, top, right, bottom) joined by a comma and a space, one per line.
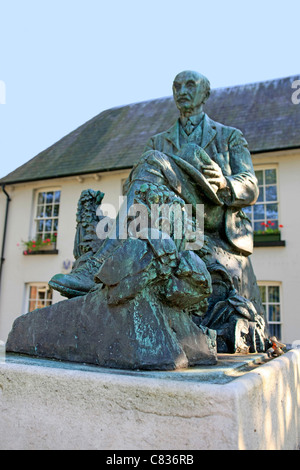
49, 70, 266, 354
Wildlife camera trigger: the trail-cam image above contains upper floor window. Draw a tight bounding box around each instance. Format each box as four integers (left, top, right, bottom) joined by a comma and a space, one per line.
34, 189, 61, 242
243, 167, 279, 231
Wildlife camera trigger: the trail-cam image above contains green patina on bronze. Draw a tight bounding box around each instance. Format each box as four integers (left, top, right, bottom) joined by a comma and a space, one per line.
7, 71, 269, 370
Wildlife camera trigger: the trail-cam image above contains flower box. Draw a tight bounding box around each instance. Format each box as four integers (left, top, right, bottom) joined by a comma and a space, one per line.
23, 244, 58, 255
21, 235, 58, 255
254, 232, 281, 243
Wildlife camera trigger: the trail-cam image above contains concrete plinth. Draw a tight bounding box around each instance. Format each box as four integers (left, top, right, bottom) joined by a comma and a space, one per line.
0, 346, 299, 450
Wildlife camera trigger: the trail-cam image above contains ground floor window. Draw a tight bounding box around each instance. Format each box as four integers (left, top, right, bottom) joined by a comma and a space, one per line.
27, 283, 53, 313
258, 282, 282, 339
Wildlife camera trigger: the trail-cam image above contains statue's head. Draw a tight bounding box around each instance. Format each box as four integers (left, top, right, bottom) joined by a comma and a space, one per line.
172, 71, 211, 116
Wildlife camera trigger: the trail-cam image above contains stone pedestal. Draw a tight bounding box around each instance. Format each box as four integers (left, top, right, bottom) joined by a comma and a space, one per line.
0, 347, 299, 450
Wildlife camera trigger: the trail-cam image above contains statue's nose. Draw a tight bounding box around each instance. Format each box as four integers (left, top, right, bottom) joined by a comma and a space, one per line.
178, 84, 189, 95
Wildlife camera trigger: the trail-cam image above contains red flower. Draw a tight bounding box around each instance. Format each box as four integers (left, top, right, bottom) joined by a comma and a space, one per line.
24, 251, 28, 255
279, 224, 283, 228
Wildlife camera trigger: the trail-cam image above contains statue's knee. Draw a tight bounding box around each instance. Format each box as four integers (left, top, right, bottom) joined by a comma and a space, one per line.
141, 150, 169, 167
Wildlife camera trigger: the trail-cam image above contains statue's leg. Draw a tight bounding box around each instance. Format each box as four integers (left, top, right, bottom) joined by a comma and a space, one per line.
49, 151, 181, 297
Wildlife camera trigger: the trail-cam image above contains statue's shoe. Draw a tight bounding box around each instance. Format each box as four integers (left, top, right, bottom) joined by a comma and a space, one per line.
49, 256, 101, 298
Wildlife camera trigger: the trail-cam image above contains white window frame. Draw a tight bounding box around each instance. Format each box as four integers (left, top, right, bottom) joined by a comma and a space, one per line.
24, 282, 53, 314
257, 281, 282, 340
244, 165, 280, 232
121, 177, 128, 196
31, 187, 61, 242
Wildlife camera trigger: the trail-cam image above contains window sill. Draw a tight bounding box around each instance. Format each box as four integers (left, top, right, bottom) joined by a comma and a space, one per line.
253, 232, 285, 247
23, 249, 59, 255
254, 240, 286, 247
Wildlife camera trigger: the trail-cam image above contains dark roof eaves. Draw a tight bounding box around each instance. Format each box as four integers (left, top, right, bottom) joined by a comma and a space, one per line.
250, 145, 300, 155
0, 165, 133, 186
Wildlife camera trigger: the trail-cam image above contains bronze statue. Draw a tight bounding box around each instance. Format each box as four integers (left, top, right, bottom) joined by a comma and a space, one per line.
6, 71, 267, 369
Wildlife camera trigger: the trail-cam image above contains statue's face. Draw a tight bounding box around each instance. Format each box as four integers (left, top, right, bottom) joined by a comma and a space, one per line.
172, 71, 208, 115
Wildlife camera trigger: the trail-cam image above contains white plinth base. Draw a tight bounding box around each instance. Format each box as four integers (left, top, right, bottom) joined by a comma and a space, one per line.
0, 348, 299, 450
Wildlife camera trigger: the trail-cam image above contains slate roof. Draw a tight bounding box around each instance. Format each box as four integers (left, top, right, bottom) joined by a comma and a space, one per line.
1, 75, 299, 185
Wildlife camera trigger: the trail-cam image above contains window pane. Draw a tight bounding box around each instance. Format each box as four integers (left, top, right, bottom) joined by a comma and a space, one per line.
243, 206, 252, 216
265, 169, 276, 184
53, 204, 59, 217
29, 299, 37, 311
54, 191, 61, 203
266, 203, 278, 220
36, 206, 44, 218
29, 286, 37, 299
255, 170, 263, 185
257, 188, 264, 203
53, 219, 59, 231
268, 323, 281, 339
45, 205, 52, 217
38, 192, 46, 204
259, 285, 266, 302
253, 204, 265, 220
263, 220, 278, 230
268, 305, 275, 322
254, 221, 264, 231
45, 219, 52, 231
268, 304, 281, 322
37, 220, 44, 232
38, 290, 46, 302
46, 192, 54, 203
47, 289, 53, 300
268, 286, 280, 303
265, 185, 277, 202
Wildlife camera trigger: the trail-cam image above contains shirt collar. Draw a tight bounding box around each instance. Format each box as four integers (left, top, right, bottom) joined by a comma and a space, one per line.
180, 112, 205, 128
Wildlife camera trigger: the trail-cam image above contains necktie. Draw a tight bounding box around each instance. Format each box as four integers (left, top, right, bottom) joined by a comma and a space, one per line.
184, 119, 194, 136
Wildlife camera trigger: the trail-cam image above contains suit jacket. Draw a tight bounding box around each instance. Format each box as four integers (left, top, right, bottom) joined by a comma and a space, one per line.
144, 114, 258, 255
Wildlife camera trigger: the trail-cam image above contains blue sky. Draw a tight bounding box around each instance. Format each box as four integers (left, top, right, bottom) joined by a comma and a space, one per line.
0, 0, 299, 178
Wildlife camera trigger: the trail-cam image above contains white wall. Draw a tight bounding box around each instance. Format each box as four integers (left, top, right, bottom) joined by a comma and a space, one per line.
0, 170, 130, 341
251, 149, 300, 344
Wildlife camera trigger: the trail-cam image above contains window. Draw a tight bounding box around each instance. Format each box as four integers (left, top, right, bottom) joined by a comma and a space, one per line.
27, 283, 53, 312
243, 168, 279, 231
34, 189, 61, 242
258, 283, 282, 339
121, 177, 129, 196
